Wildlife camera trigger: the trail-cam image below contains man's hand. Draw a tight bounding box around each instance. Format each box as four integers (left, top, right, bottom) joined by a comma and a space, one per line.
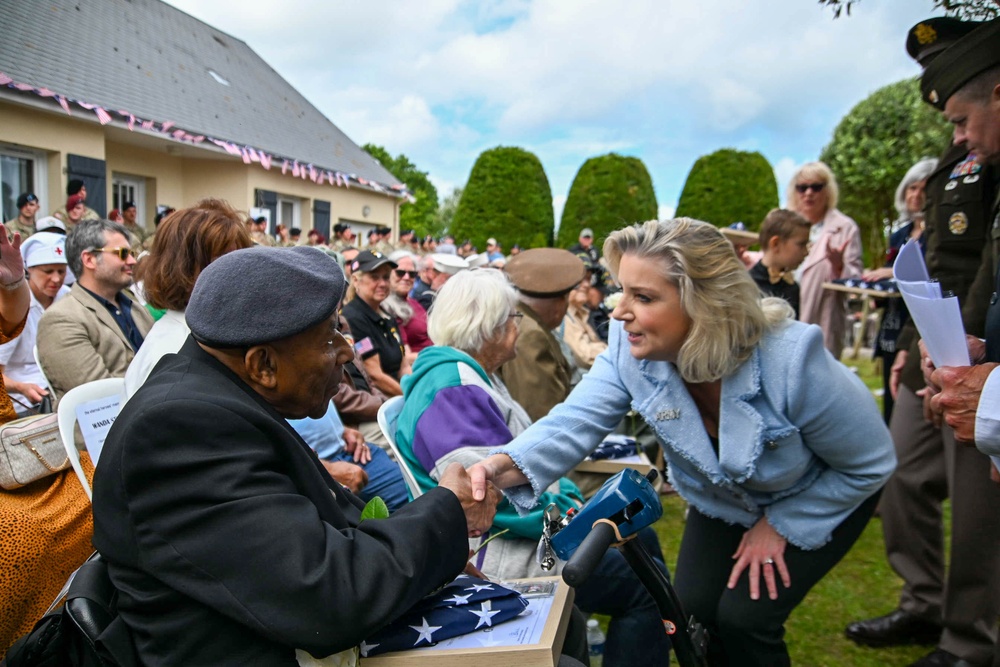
918, 339, 938, 390
321, 460, 368, 493
341, 428, 372, 464
917, 386, 941, 428
929, 363, 999, 443
889, 349, 908, 400
438, 463, 501, 538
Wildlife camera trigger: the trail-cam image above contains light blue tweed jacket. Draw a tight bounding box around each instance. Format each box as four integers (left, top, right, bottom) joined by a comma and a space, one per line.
499, 319, 895, 550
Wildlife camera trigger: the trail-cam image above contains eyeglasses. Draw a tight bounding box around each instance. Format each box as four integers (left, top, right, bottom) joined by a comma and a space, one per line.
795, 182, 826, 194
89, 247, 136, 260
508, 312, 524, 326
393, 269, 419, 279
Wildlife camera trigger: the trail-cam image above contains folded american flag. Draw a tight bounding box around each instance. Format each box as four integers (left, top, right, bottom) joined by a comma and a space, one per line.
589, 435, 639, 460
359, 575, 528, 657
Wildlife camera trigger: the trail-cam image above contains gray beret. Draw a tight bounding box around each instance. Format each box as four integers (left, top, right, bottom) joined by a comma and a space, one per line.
187, 246, 345, 347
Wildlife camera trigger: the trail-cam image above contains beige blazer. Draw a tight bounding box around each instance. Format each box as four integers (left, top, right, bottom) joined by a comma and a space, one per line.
36, 283, 154, 398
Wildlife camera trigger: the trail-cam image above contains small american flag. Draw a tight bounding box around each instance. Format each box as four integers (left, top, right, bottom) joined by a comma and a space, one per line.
354, 337, 374, 356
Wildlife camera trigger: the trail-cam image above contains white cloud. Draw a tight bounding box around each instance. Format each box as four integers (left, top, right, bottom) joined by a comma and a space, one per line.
658, 204, 676, 221
163, 0, 942, 223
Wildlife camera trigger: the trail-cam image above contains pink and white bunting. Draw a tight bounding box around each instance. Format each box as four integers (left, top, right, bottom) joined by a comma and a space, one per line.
0, 71, 411, 199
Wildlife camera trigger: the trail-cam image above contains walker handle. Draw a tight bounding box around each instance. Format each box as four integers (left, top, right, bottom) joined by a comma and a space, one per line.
562, 520, 616, 587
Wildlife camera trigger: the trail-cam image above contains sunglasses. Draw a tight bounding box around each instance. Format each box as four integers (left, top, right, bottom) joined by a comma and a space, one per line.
90, 247, 136, 260
393, 269, 419, 279
795, 182, 826, 194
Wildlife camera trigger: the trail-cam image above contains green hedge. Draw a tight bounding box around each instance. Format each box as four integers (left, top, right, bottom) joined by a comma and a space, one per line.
451, 146, 554, 250
675, 149, 778, 230
556, 153, 658, 248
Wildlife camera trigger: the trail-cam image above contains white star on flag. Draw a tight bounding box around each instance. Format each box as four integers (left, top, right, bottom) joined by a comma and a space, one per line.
409, 617, 442, 645
443, 593, 472, 606
470, 601, 502, 629
465, 583, 493, 593
359, 640, 379, 657
477, 631, 505, 647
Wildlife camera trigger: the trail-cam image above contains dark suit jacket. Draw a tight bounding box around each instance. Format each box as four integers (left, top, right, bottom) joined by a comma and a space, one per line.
92, 338, 469, 666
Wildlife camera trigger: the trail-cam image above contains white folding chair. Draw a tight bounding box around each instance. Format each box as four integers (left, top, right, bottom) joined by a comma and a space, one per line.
33, 344, 56, 401
57, 378, 126, 500
376, 396, 424, 500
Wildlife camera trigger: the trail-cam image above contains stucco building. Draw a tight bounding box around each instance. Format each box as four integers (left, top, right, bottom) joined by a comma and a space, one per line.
0, 0, 406, 240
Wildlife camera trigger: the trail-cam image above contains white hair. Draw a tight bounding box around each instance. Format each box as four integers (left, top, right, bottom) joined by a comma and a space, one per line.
388, 249, 416, 263
894, 157, 938, 220
428, 269, 518, 354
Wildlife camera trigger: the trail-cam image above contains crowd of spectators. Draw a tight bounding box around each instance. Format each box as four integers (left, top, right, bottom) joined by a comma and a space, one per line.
2, 15, 1000, 667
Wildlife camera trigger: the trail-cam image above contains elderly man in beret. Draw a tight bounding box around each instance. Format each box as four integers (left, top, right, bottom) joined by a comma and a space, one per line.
92, 246, 499, 666
499, 248, 586, 423
852, 17, 1000, 667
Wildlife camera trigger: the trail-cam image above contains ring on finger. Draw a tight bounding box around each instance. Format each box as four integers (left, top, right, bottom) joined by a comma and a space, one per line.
764, 558, 775, 565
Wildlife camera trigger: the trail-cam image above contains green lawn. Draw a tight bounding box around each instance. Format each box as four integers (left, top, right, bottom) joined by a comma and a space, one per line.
643, 356, 938, 665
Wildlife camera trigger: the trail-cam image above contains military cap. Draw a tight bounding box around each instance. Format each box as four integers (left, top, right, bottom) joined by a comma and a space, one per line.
35, 216, 65, 233
351, 249, 396, 273
505, 248, 586, 298
919, 17, 1000, 109
187, 246, 345, 347
16, 192, 37, 209
466, 253, 490, 268
906, 17, 983, 65
430, 252, 468, 275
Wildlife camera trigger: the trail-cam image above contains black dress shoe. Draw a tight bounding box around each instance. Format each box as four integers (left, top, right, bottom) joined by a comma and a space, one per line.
844, 609, 941, 647
908, 647, 987, 667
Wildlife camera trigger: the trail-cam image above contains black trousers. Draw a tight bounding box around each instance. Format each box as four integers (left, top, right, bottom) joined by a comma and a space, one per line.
673, 492, 880, 667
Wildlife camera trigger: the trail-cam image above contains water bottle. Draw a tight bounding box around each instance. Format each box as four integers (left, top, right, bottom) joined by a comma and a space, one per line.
586, 618, 606, 666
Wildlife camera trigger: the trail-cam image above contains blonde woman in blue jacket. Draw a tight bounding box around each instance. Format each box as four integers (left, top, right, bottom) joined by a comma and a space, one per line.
472, 218, 896, 666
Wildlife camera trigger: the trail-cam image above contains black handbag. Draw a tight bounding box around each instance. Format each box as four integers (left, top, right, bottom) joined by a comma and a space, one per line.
4, 553, 137, 667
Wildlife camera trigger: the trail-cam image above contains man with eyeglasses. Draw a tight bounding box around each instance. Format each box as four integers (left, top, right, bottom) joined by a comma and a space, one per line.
4, 192, 39, 242
36, 218, 153, 399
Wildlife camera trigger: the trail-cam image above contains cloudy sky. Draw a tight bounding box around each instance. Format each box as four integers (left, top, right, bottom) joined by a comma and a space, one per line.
164, 0, 942, 223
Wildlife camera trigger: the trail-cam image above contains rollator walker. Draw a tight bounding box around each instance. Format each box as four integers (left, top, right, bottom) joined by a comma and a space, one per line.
541, 468, 709, 667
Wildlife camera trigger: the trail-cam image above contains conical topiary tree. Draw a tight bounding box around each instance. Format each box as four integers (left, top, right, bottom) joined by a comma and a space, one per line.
675, 149, 778, 230
556, 153, 658, 249
450, 146, 554, 250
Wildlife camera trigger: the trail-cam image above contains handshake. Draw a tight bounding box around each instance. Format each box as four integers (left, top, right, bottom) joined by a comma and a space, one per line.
437, 456, 522, 537
437, 463, 504, 537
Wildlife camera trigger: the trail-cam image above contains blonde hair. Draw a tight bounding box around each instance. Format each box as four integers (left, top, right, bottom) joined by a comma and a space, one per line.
786, 161, 839, 214
604, 218, 793, 383
428, 269, 519, 354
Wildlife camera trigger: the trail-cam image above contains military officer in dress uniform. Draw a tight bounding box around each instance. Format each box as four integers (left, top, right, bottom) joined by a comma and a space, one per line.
846, 18, 1000, 667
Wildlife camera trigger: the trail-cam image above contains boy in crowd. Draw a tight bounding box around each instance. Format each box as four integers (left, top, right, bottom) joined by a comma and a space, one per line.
748, 209, 811, 317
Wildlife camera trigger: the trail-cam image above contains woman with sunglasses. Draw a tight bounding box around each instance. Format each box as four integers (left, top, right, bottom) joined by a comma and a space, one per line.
342, 250, 411, 396
382, 251, 432, 352
788, 162, 863, 357
470, 219, 894, 667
